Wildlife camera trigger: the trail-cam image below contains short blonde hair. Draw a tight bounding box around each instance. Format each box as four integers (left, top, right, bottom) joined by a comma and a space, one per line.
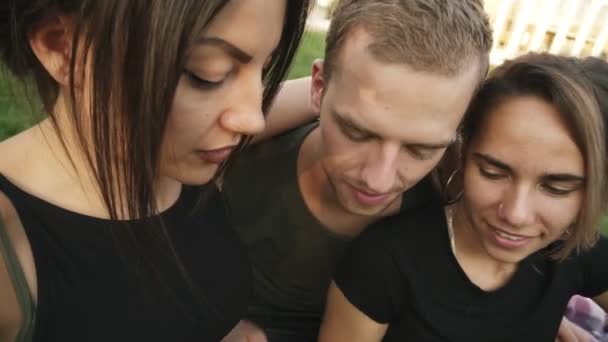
323, 0, 493, 81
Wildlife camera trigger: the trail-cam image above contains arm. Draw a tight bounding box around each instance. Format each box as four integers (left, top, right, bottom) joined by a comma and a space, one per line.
319, 281, 387, 342
254, 77, 315, 143
221, 320, 268, 342
0, 192, 36, 342
0, 253, 20, 342
0, 194, 23, 341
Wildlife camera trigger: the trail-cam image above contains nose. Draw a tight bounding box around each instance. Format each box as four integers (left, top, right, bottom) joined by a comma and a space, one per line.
359, 142, 400, 194
220, 73, 266, 136
497, 185, 535, 228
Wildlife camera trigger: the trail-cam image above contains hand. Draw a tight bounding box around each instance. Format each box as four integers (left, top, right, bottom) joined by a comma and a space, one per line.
221, 320, 268, 342
556, 317, 598, 342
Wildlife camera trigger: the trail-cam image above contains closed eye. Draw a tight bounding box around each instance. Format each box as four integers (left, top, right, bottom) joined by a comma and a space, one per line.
408, 147, 439, 160
540, 181, 583, 196
478, 166, 506, 179
343, 126, 373, 141
184, 69, 224, 90
334, 115, 375, 142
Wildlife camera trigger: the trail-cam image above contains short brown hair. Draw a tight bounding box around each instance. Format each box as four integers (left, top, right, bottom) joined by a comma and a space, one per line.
323, 0, 493, 81
461, 53, 607, 260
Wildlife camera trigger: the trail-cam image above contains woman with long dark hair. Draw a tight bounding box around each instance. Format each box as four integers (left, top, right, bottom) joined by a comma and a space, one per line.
0, 1, 311, 340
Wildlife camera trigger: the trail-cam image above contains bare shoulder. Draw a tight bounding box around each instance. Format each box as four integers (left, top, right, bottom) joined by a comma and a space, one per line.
0, 190, 37, 341
0, 191, 20, 231
0, 191, 37, 299
0, 191, 23, 341
0, 128, 35, 178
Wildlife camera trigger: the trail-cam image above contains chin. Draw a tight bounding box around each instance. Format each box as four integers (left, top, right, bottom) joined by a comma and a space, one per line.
344, 204, 385, 216
485, 245, 528, 265
338, 193, 391, 217
172, 166, 218, 186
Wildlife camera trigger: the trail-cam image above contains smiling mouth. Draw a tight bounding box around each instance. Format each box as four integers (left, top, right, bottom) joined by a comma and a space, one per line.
495, 229, 527, 241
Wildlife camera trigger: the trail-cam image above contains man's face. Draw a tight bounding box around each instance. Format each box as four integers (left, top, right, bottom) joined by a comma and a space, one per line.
311, 29, 481, 216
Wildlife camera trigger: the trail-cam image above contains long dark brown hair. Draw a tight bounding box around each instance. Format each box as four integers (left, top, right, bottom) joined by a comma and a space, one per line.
2, 0, 311, 220
1, 0, 312, 309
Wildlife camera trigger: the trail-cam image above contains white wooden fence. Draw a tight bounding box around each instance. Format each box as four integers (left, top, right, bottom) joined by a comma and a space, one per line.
486, 0, 608, 65
312, 0, 608, 65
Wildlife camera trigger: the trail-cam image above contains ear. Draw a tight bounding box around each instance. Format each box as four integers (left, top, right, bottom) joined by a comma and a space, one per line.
310, 59, 326, 115
28, 13, 74, 86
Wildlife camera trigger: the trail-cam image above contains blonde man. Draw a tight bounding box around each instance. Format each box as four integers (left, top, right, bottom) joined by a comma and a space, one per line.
223, 0, 491, 340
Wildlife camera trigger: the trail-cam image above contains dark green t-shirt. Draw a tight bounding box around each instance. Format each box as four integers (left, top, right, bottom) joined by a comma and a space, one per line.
223, 121, 437, 339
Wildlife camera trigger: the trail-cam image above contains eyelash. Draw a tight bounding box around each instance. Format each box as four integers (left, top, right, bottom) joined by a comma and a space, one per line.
341, 123, 438, 160
409, 148, 436, 161
184, 70, 224, 90
478, 166, 505, 180
479, 166, 576, 196
342, 125, 372, 142
541, 184, 575, 196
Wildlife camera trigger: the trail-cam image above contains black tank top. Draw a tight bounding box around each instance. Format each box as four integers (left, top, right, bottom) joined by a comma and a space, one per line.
0, 175, 251, 341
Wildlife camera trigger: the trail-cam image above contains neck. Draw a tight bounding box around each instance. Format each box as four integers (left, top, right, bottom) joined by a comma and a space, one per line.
297, 128, 382, 236
2, 92, 180, 220
449, 202, 518, 291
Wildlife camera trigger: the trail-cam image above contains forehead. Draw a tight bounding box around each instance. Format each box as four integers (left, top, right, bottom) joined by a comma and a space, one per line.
472, 96, 584, 175
200, 0, 285, 58
326, 30, 481, 144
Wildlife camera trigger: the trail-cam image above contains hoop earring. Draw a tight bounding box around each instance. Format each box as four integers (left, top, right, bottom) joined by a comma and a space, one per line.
442, 168, 464, 204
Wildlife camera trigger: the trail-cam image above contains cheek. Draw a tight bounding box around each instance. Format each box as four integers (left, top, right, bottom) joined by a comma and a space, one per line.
321, 139, 368, 178
539, 195, 583, 234
320, 125, 364, 160
402, 153, 444, 178
463, 166, 503, 212
403, 160, 437, 184
167, 82, 223, 146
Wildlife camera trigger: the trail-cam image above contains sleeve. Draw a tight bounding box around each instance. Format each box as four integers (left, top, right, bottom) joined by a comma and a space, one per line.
333, 226, 408, 324
577, 235, 608, 298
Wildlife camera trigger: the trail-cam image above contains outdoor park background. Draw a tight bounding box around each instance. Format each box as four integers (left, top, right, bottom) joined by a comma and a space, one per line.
1, 0, 607, 232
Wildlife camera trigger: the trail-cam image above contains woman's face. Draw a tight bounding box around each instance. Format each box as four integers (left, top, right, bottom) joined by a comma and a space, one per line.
462, 95, 585, 265
159, 0, 286, 185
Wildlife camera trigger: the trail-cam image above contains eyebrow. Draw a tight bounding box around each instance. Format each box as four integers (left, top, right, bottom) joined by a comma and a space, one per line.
196, 37, 253, 64
409, 141, 454, 150
333, 110, 454, 148
473, 152, 586, 182
542, 174, 586, 183
473, 153, 512, 172
333, 110, 378, 137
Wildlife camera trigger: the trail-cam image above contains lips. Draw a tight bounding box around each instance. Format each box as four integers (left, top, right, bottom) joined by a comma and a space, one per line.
487, 222, 536, 249
348, 184, 391, 206
495, 230, 527, 241
197, 146, 235, 164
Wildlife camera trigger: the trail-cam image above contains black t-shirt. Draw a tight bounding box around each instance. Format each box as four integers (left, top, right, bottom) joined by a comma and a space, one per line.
0, 175, 251, 341
335, 201, 608, 341
222, 121, 438, 340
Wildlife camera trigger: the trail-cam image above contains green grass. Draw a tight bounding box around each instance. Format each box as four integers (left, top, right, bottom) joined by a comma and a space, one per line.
0, 70, 40, 141
287, 30, 326, 79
